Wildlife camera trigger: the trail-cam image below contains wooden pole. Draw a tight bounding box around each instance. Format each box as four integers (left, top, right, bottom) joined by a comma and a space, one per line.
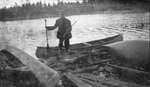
45, 19, 49, 48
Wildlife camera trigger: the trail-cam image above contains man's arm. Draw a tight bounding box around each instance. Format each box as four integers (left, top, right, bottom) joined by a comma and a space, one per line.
45, 20, 58, 30
45, 26, 56, 30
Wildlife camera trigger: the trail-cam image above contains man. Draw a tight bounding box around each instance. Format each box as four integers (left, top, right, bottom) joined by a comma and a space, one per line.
46, 12, 72, 52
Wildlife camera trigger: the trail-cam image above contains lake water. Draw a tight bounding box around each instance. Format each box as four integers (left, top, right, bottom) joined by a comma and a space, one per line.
0, 12, 149, 58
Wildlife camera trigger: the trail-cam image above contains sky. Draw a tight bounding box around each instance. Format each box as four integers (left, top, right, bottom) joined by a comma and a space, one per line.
0, 0, 83, 8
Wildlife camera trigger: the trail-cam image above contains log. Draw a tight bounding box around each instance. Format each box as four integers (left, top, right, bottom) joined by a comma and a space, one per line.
78, 73, 149, 87
107, 63, 150, 75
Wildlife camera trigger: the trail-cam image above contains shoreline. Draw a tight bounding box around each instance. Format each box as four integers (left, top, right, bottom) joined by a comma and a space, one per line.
1, 10, 150, 22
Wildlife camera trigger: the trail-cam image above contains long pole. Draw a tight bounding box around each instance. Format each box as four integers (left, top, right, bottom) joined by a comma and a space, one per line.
45, 19, 49, 48
72, 20, 78, 26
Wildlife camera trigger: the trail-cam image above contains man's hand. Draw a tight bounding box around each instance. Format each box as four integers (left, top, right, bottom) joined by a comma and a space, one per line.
45, 26, 48, 30
45, 26, 50, 30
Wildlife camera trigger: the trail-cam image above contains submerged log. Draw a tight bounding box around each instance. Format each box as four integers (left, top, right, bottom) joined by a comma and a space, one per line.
103, 40, 150, 68
0, 44, 60, 87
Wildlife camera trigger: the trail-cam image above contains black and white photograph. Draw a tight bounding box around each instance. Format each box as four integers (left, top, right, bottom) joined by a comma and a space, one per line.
0, 0, 150, 87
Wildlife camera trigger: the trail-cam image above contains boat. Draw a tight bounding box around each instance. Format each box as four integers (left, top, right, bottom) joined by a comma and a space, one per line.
36, 34, 123, 59
0, 44, 60, 87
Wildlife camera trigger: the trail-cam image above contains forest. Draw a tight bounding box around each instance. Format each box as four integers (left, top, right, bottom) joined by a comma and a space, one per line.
0, 0, 150, 21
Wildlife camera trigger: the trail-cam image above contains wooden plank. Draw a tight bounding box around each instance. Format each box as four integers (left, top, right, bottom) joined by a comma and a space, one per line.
79, 77, 105, 87
65, 73, 92, 87
82, 42, 92, 46
86, 59, 112, 67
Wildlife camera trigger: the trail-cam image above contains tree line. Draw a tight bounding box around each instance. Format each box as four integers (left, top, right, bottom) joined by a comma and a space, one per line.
0, 1, 93, 21
0, 0, 149, 21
